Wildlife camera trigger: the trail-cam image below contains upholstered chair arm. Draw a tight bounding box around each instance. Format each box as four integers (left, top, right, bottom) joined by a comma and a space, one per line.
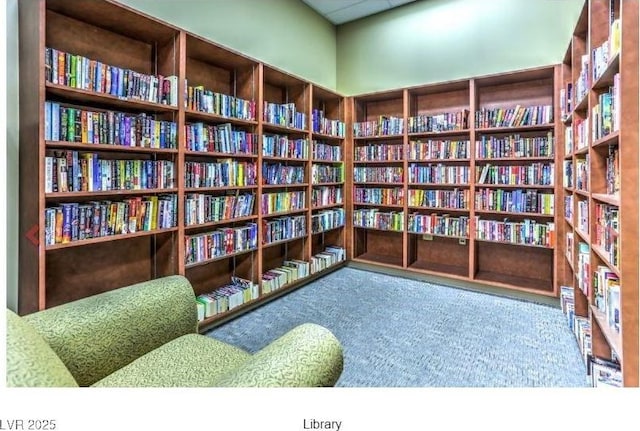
24, 275, 198, 386
215, 323, 344, 387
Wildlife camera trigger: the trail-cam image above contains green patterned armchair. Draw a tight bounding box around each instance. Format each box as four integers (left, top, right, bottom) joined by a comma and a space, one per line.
6, 275, 344, 387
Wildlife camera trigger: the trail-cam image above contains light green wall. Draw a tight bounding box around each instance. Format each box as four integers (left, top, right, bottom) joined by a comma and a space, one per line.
117, 0, 337, 89
6, 0, 19, 312
337, 0, 584, 95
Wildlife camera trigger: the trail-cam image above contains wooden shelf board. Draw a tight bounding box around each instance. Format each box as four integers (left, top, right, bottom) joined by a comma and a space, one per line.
591, 131, 620, 149
312, 224, 345, 235
591, 244, 620, 277
185, 108, 257, 126
353, 203, 404, 209
476, 156, 554, 162
262, 183, 309, 189
474, 238, 553, 250
185, 247, 258, 269
45, 83, 179, 113
408, 158, 470, 163
409, 183, 470, 188
574, 189, 590, 198
475, 124, 554, 134
312, 132, 344, 140
185, 150, 258, 159
474, 270, 555, 295
407, 260, 469, 278
573, 93, 589, 112
312, 159, 344, 164
591, 193, 620, 206
574, 145, 589, 155
407, 231, 469, 241
313, 182, 344, 187
354, 182, 404, 186
353, 134, 404, 141
262, 235, 307, 248
46, 188, 176, 198
407, 129, 470, 138
565, 253, 574, 271
592, 53, 620, 90
474, 210, 554, 218
352, 254, 403, 268
590, 305, 623, 360
262, 123, 308, 135
45, 227, 178, 251
184, 185, 257, 193
353, 160, 403, 164
312, 203, 344, 210
45, 141, 178, 154
184, 215, 258, 231
353, 226, 404, 233
262, 156, 308, 162
407, 206, 469, 212
474, 184, 554, 189
262, 208, 308, 218
574, 228, 590, 243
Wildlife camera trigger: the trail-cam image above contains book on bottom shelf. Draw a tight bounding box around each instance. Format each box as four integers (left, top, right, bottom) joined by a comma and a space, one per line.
196, 276, 259, 320
586, 354, 622, 388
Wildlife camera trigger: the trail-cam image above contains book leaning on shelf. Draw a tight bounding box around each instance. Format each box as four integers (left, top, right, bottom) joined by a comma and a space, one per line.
196, 276, 259, 320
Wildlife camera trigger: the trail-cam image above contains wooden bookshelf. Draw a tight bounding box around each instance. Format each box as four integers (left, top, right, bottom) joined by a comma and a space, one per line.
558, 0, 638, 387
18, 0, 346, 330
348, 66, 559, 296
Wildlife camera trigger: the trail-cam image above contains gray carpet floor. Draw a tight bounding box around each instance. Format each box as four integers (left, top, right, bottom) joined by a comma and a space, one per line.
207, 267, 588, 387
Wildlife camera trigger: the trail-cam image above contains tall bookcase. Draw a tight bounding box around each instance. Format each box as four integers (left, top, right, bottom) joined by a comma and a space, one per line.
18, 0, 347, 329
559, 0, 638, 386
348, 66, 561, 297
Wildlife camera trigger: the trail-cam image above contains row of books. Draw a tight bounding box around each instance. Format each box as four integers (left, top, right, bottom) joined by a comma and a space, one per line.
44, 102, 178, 149
312, 164, 344, 183
575, 156, 589, 191
407, 213, 469, 237
184, 193, 255, 226
559, 286, 622, 388
262, 215, 307, 244
577, 242, 590, 297
476, 163, 554, 186
593, 265, 620, 334
475, 133, 554, 159
312, 109, 346, 137
474, 105, 553, 128
591, 82, 620, 142
354, 166, 404, 183
353, 116, 405, 137
197, 277, 259, 320
573, 117, 589, 151
313, 141, 342, 162
408, 188, 469, 210
311, 209, 345, 234
474, 218, 554, 247
560, 83, 573, 121
354, 143, 404, 162
44, 195, 177, 245
353, 187, 404, 206
311, 186, 343, 208
184, 160, 257, 188
262, 260, 311, 294
408, 164, 470, 185
605, 145, 620, 195
594, 203, 619, 268
310, 246, 345, 274
261, 191, 306, 215
45, 47, 178, 106
563, 160, 573, 188
408, 139, 470, 160
184, 223, 258, 265
185, 122, 257, 155
564, 195, 573, 220
353, 209, 404, 231
577, 199, 589, 234
186, 84, 256, 121
564, 126, 573, 155
591, 18, 620, 83
262, 163, 305, 185
407, 110, 469, 133
474, 188, 554, 215
45, 152, 175, 193
263, 135, 309, 159
575, 54, 590, 107
263, 102, 306, 130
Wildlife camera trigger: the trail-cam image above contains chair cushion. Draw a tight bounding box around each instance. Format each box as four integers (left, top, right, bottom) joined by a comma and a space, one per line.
92, 334, 251, 387
6, 310, 78, 387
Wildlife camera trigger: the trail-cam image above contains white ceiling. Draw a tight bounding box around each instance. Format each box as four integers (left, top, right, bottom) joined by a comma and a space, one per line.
301, 0, 417, 25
